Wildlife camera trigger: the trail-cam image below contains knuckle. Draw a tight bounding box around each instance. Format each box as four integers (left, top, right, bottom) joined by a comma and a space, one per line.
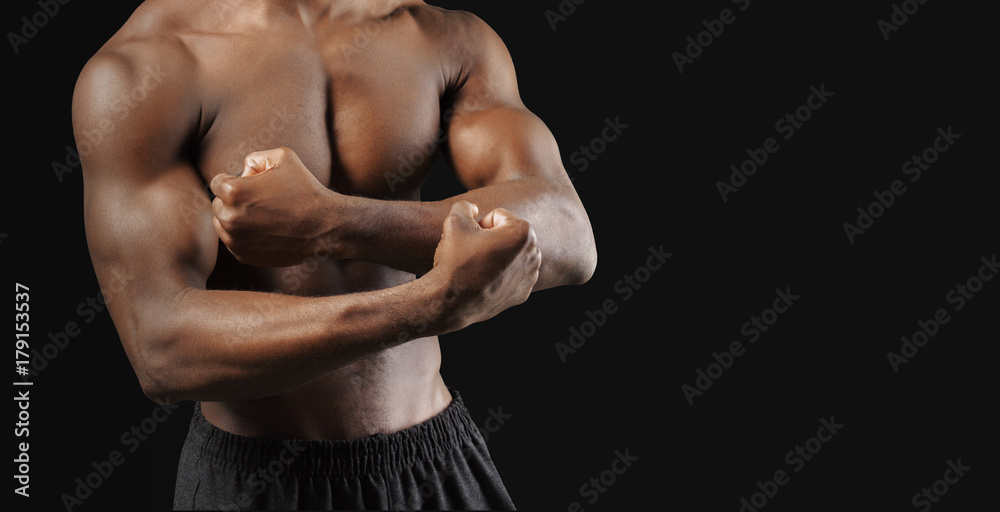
220, 181, 239, 202
215, 206, 232, 223
446, 212, 476, 233
525, 226, 538, 246
530, 247, 542, 268
512, 219, 531, 242
443, 213, 463, 231
209, 174, 226, 195
449, 200, 473, 216
216, 208, 240, 230
215, 216, 232, 232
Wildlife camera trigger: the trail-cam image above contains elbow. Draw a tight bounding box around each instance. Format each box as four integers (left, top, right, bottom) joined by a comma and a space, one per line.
120, 290, 207, 404
571, 242, 598, 285
132, 328, 243, 404
567, 201, 598, 285
135, 348, 184, 405
562, 232, 598, 286
139, 376, 175, 405
131, 329, 192, 405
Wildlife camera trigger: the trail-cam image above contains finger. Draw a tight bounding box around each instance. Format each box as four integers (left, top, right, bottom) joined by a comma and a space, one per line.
242, 147, 301, 177
525, 225, 539, 251
211, 214, 230, 244
448, 200, 479, 220
242, 148, 285, 177
212, 196, 239, 232
211, 196, 225, 220
443, 201, 480, 234
209, 173, 237, 201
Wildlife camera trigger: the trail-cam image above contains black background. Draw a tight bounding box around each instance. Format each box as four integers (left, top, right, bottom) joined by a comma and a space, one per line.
6, 1, 995, 511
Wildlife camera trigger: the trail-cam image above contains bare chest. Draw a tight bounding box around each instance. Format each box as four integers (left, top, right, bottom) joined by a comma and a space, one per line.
193, 30, 445, 199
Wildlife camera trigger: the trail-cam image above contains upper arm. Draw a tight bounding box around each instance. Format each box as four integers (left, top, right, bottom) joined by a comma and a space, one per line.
73, 43, 215, 356
440, 13, 570, 190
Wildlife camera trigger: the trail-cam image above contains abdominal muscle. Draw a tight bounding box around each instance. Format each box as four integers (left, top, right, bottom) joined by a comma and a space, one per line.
201, 253, 453, 441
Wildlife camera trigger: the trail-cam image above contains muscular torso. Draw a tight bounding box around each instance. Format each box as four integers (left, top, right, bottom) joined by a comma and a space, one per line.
139, 1, 456, 439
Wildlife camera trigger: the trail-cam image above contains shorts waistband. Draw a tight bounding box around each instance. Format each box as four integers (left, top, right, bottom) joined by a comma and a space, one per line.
187, 390, 479, 478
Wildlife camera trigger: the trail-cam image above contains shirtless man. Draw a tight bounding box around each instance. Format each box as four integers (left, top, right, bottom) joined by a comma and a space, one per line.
74, 0, 596, 509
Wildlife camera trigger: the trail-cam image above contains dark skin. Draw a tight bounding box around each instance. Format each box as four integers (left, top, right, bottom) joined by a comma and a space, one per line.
75, 0, 596, 441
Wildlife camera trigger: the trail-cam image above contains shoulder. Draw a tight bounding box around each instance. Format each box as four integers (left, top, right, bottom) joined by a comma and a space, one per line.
76, 3, 196, 100
72, 2, 201, 163
412, 4, 507, 54
73, 0, 200, 117
410, 4, 517, 99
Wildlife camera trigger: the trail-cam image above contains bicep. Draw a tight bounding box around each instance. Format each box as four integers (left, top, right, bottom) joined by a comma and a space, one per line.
445, 106, 569, 189
82, 165, 218, 372
440, 12, 570, 190
83, 164, 218, 304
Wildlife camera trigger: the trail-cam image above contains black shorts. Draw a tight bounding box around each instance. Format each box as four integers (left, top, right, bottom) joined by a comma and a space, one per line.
173, 390, 515, 510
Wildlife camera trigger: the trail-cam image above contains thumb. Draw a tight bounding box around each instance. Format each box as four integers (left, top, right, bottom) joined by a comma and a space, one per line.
443, 201, 481, 233
449, 200, 479, 220
479, 208, 517, 229
241, 149, 282, 177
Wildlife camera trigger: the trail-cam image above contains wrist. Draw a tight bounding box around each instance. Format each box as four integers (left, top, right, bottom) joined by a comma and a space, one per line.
313, 191, 359, 260
413, 267, 472, 336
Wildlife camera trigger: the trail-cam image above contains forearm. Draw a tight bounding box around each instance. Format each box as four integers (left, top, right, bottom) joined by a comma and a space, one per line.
335, 178, 596, 290
138, 273, 449, 403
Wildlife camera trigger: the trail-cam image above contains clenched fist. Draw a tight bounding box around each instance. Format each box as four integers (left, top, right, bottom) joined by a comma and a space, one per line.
429, 201, 541, 332
209, 147, 346, 266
